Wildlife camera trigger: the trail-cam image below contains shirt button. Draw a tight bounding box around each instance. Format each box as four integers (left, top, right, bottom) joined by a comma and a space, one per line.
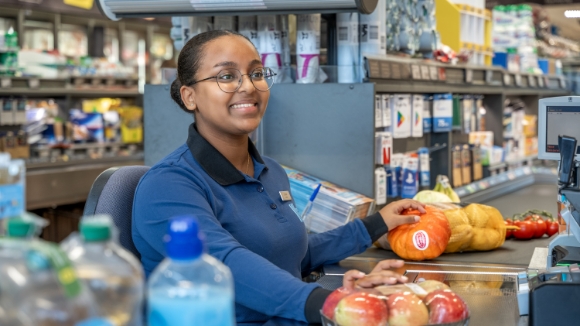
270, 203, 277, 210
257, 186, 264, 193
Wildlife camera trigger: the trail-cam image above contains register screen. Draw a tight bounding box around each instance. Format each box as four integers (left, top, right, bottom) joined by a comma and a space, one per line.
546, 106, 580, 153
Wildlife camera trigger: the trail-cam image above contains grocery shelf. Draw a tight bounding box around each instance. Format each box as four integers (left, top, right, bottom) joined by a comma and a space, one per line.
0, 76, 140, 97
456, 166, 557, 204
373, 80, 568, 96
26, 154, 144, 210
365, 55, 568, 97
0, 87, 140, 97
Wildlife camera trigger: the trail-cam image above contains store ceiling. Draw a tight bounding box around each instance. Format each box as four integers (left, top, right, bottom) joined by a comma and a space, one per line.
544, 4, 580, 41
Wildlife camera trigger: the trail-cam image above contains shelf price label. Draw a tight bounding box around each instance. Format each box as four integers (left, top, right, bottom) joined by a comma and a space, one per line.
538, 76, 545, 88
28, 78, 40, 89
503, 73, 511, 86
528, 75, 537, 88
514, 74, 522, 87
0, 78, 11, 88
379, 62, 391, 79
429, 66, 438, 80
438, 67, 446, 81
420, 65, 430, 80
465, 69, 473, 83
559, 77, 567, 89
485, 70, 493, 84
411, 65, 421, 80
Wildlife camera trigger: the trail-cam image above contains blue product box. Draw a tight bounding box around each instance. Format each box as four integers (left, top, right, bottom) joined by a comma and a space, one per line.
70, 109, 104, 143
432, 93, 452, 132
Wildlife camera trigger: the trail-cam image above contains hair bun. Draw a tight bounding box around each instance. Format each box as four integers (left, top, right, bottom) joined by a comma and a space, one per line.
170, 78, 188, 111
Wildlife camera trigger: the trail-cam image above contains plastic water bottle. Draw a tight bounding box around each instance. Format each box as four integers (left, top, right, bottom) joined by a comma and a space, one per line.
0, 216, 100, 326
147, 216, 235, 326
64, 215, 144, 326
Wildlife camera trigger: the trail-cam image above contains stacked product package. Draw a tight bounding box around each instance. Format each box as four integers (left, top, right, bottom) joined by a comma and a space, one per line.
386, 0, 438, 55
283, 166, 374, 234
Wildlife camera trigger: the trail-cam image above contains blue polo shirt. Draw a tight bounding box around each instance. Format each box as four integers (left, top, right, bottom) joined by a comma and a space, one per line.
132, 123, 388, 323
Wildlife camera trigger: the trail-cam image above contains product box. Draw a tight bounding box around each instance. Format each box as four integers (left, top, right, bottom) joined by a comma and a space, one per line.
120, 106, 143, 144
375, 132, 392, 165
461, 145, 472, 185
69, 109, 104, 143
0, 98, 15, 125
14, 99, 27, 125
523, 115, 538, 138
452, 145, 463, 187
418, 147, 430, 188
462, 95, 474, 134
472, 145, 483, 181
411, 95, 423, 138
375, 95, 382, 128
375, 167, 387, 205
391, 94, 411, 139
401, 154, 419, 199
469, 131, 494, 148
432, 93, 452, 132
423, 95, 432, 133
381, 94, 391, 128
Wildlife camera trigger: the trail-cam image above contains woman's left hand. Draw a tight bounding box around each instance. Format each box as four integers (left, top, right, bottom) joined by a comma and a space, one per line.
342, 259, 407, 290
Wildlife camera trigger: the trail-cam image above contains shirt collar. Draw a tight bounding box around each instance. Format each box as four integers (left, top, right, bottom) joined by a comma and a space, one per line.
186, 123, 267, 186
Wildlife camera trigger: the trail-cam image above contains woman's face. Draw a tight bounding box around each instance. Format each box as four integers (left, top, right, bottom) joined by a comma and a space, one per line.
184, 35, 269, 137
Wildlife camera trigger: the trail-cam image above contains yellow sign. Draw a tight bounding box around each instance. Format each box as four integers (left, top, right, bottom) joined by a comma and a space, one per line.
63, 0, 94, 10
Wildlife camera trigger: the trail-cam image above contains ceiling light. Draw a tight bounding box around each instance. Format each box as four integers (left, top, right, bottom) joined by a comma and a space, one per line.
565, 10, 580, 18
97, 0, 378, 20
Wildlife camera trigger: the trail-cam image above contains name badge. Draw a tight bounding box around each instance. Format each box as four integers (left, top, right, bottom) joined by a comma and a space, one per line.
279, 191, 292, 201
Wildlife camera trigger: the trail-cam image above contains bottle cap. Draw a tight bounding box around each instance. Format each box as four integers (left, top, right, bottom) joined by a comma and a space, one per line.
80, 219, 111, 242
7, 218, 33, 237
165, 216, 204, 260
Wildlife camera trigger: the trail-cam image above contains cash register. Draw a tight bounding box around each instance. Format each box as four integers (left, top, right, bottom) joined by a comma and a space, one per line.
517, 96, 580, 325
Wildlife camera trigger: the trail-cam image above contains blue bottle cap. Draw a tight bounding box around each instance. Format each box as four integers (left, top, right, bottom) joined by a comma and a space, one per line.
164, 216, 204, 260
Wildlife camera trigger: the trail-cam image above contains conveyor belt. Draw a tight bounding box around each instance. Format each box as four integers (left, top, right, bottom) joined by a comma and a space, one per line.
483, 184, 558, 220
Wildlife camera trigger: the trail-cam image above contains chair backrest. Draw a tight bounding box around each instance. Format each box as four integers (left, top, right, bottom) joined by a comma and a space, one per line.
84, 165, 150, 259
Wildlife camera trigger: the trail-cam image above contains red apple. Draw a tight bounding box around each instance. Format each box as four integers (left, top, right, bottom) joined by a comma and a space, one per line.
386, 291, 429, 326
334, 290, 388, 326
418, 280, 450, 297
321, 287, 354, 320
423, 289, 469, 324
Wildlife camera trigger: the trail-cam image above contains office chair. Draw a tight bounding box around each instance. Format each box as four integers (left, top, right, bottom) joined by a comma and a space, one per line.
84, 165, 150, 259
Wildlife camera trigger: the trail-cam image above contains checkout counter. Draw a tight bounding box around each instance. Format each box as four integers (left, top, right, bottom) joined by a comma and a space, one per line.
240, 97, 580, 326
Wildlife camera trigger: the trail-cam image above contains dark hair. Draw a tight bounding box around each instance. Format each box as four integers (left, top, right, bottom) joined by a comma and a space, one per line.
170, 30, 257, 113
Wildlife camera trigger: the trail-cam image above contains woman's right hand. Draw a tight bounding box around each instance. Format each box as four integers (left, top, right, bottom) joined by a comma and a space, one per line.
342, 259, 408, 290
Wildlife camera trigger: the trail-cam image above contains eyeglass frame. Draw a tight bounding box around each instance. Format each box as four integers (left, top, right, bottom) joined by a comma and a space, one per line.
189, 67, 277, 93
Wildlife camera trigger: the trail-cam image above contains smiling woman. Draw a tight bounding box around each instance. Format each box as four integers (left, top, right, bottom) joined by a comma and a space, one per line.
132, 30, 426, 324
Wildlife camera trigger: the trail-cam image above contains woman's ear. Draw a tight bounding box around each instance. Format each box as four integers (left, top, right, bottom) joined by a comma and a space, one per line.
180, 85, 197, 112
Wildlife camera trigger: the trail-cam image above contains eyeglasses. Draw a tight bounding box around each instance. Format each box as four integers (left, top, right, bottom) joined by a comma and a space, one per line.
191, 67, 277, 93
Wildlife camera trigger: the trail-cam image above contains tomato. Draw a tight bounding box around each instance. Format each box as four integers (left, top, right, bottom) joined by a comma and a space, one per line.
533, 218, 547, 238
546, 220, 559, 237
513, 220, 534, 240
527, 219, 539, 238
505, 219, 513, 239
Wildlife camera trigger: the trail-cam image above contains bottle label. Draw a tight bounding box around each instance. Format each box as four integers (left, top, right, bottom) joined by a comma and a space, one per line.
29, 241, 82, 298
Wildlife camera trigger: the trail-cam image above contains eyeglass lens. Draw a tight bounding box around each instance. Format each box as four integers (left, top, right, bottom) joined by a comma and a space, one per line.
216, 68, 275, 93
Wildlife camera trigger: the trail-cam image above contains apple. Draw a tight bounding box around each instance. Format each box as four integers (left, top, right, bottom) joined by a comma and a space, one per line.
321, 287, 354, 320
423, 289, 469, 324
418, 280, 450, 297
386, 291, 429, 326
334, 290, 388, 326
